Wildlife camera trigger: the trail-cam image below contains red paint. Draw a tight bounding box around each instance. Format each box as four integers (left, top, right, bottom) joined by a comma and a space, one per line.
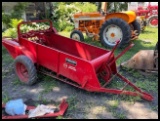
2, 20, 153, 101
150, 18, 158, 26
2, 99, 68, 119
16, 62, 29, 82
135, 2, 158, 19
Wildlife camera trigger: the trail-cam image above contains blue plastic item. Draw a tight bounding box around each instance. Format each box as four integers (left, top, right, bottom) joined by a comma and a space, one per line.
5, 99, 26, 116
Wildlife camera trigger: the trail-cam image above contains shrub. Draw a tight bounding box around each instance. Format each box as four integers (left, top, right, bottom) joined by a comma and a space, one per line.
63, 26, 74, 32
11, 2, 28, 19
9, 19, 23, 28
2, 2, 28, 29
51, 2, 80, 32
2, 28, 17, 38
2, 13, 11, 29
2, 19, 23, 38
51, 2, 97, 32
73, 2, 97, 12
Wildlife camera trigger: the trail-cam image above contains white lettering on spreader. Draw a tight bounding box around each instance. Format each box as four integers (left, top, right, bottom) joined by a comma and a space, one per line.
68, 65, 76, 71
63, 63, 76, 71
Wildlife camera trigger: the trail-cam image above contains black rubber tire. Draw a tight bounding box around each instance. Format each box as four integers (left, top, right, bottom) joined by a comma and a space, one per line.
143, 20, 147, 27
142, 20, 147, 32
99, 18, 131, 48
14, 55, 37, 85
154, 41, 158, 53
147, 15, 158, 27
70, 30, 84, 41
131, 20, 141, 36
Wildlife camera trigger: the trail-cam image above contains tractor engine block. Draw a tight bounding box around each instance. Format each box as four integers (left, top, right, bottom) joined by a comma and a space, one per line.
79, 20, 101, 34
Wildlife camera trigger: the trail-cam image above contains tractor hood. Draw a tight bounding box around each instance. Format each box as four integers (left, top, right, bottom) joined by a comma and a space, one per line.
73, 12, 102, 18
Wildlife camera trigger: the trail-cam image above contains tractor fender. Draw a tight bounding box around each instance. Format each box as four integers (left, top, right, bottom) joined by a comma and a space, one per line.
105, 11, 136, 24
122, 11, 137, 23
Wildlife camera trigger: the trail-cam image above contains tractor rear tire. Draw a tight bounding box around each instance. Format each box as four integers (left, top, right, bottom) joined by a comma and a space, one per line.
147, 15, 158, 27
70, 30, 84, 41
131, 20, 141, 36
99, 18, 131, 48
14, 55, 37, 85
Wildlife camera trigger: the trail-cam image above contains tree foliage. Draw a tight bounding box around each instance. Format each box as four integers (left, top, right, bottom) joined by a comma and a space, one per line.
2, 2, 28, 28
97, 2, 128, 12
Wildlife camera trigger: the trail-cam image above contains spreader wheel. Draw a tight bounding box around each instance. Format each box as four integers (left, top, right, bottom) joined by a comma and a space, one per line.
14, 55, 37, 85
70, 30, 84, 41
99, 18, 131, 48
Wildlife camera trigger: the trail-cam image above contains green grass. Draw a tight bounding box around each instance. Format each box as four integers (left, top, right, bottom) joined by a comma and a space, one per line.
108, 99, 119, 109
39, 75, 58, 93
151, 105, 158, 112
67, 95, 78, 111
107, 98, 126, 119
2, 52, 14, 67
2, 54, 13, 63
135, 78, 158, 92
2, 46, 14, 75
2, 46, 8, 55
37, 93, 48, 104
2, 92, 10, 104
56, 116, 64, 119
11, 78, 22, 85
112, 111, 126, 119
65, 95, 78, 117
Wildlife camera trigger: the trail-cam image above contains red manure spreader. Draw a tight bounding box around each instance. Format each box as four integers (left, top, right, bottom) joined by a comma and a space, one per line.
2, 20, 153, 101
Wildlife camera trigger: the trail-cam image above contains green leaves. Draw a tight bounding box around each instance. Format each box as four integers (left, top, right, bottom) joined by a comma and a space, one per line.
51, 2, 97, 32
2, 2, 28, 29
2, 28, 17, 38
9, 19, 23, 28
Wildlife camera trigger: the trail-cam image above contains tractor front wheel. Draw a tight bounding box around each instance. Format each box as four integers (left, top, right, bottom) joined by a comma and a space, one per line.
147, 15, 158, 27
70, 30, 84, 41
14, 55, 37, 85
99, 18, 131, 48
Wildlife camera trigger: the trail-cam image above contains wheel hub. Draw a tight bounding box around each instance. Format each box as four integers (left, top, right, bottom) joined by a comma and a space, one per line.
103, 25, 123, 46
16, 63, 29, 82
150, 19, 158, 26
72, 33, 80, 41
110, 33, 115, 38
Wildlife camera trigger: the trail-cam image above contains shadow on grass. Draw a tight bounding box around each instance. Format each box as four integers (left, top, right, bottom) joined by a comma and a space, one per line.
132, 39, 157, 50
141, 30, 155, 34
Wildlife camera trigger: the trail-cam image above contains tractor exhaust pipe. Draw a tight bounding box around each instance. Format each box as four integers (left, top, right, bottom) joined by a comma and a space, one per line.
101, 2, 107, 13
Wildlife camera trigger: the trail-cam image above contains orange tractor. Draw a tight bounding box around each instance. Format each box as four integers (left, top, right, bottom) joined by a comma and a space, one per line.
70, 2, 140, 48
